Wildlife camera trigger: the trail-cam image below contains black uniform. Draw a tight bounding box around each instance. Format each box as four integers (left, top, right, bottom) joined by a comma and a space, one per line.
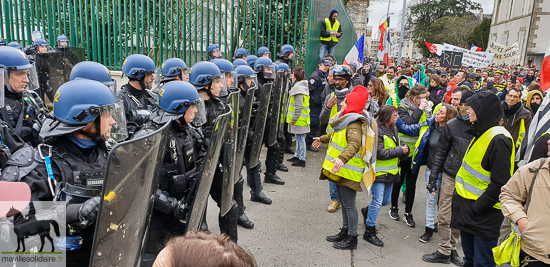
116, 84, 156, 135
1, 87, 47, 146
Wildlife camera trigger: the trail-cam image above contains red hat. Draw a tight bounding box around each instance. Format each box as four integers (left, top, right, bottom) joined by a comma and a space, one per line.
342, 85, 369, 116
518, 77, 523, 84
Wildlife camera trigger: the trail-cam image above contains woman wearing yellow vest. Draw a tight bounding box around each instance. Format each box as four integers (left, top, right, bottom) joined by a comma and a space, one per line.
390, 84, 429, 227
286, 68, 310, 167
312, 86, 371, 250
362, 105, 409, 248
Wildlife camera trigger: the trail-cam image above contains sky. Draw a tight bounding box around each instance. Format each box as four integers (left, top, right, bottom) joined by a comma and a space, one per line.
366, 0, 495, 36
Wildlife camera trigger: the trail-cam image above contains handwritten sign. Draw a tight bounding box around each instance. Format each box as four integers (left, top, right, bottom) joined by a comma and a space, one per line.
440, 51, 463, 68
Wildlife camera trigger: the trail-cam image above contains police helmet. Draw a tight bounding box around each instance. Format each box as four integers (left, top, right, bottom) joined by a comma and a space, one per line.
277, 63, 290, 71
33, 39, 48, 47
0, 38, 6, 46
235, 65, 258, 91
246, 55, 258, 68
122, 54, 157, 79
56, 35, 70, 48
31, 30, 44, 42
7, 42, 22, 50
234, 48, 248, 59
208, 44, 221, 60
273, 63, 280, 72
233, 59, 247, 68
188, 61, 223, 90
0, 47, 34, 94
157, 81, 201, 114
280, 44, 294, 56
257, 47, 270, 57
70, 61, 115, 89
332, 65, 352, 79
254, 57, 276, 80
160, 58, 188, 82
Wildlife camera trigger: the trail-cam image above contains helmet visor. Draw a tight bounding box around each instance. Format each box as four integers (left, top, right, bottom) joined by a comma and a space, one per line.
105, 79, 117, 95
226, 71, 238, 90
219, 75, 229, 97
96, 101, 128, 141
243, 76, 258, 91
263, 65, 275, 79
26, 64, 40, 92
0, 68, 4, 108
192, 94, 207, 127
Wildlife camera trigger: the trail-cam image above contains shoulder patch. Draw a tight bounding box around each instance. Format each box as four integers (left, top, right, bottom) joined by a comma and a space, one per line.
446, 85, 451, 91
310, 79, 316, 85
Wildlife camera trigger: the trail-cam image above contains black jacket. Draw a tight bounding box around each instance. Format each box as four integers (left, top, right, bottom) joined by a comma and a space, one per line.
320, 19, 342, 47
308, 68, 328, 107
376, 124, 409, 183
451, 92, 514, 239
427, 85, 445, 106
398, 103, 423, 125
429, 115, 473, 181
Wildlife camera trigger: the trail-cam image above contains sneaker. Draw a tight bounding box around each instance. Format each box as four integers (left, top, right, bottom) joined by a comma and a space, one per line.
419, 227, 433, 243
287, 157, 300, 163
327, 200, 340, 213
422, 251, 451, 264
403, 213, 416, 227
389, 207, 399, 221
450, 250, 464, 266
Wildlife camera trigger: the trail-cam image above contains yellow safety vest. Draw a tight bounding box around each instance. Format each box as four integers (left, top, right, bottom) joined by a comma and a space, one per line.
516, 118, 525, 149
375, 135, 400, 176
287, 94, 310, 126
411, 104, 442, 160
455, 126, 515, 209
326, 93, 339, 134
398, 105, 427, 157
322, 126, 366, 182
320, 18, 340, 43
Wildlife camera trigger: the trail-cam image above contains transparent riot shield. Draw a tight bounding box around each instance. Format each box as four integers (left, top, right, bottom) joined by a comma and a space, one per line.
90, 122, 171, 267
0, 68, 4, 108
220, 91, 239, 217
35, 52, 66, 102
278, 72, 291, 137
267, 72, 284, 145
186, 105, 231, 231
247, 83, 273, 169
233, 87, 256, 184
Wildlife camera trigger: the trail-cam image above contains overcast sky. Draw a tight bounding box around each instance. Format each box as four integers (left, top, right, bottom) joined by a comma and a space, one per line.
367, 0, 495, 35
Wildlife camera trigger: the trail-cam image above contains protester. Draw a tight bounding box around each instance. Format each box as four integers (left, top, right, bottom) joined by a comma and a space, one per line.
439, 71, 449, 88
427, 74, 445, 106
314, 86, 371, 250
377, 63, 387, 78
319, 9, 342, 59
368, 77, 390, 109
525, 90, 544, 115
380, 66, 396, 93
501, 87, 532, 149
452, 92, 514, 267
442, 70, 465, 104
152, 232, 256, 267
287, 68, 310, 168
362, 105, 409, 247
500, 147, 550, 266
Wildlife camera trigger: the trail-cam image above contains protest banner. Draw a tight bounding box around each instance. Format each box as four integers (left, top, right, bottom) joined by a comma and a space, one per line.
487, 40, 520, 61
443, 43, 494, 68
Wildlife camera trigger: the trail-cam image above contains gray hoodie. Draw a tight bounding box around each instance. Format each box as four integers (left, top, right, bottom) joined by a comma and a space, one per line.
287, 80, 310, 134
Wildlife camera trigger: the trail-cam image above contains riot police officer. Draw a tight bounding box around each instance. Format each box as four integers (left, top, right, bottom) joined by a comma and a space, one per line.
70, 61, 117, 92
276, 62, 295, 155
7, 41, 23, 50
254, 57, 286, 185
236, 65, 273, 205
246, 55, 258, 68
0, 46, 47, 146
159, 58, 188, 84
233, 59, 247, 68
207, 44, 221, 61
189, 61, 239, 241
276, 44, 294, 66
0, 38, 6, 46
257, 47, 271, 58
117, 54, 157, 135
1, 79, 126, 265
233, 48, 248, 60
56, 35, 70, 49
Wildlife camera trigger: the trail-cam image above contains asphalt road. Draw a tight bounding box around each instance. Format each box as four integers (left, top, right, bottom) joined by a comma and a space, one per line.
206, 144, 463, 267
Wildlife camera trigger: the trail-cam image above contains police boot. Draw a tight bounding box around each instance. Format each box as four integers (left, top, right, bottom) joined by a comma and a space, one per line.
234, 178, 254, 229
276, 137, 289, 172
250, 171, 272, 205
219, 205, 239, 242
264, 172, 285, 185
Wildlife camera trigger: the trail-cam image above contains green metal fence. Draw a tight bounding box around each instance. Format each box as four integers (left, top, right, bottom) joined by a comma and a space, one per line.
0, 0, 309, 70
305, 0, 357, 75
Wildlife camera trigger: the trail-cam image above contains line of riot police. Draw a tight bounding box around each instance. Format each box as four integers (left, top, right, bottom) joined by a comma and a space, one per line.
0, 38, 296, 266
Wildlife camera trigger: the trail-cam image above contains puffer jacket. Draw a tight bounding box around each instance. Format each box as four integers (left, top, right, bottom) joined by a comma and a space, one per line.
429, 115, 473, 181
395, 117, 436, 174
375, 123, 409, 183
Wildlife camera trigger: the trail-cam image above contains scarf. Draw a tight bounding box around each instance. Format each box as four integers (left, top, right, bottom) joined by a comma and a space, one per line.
67, 134, 97, 149
399, 98, 419, 116
502, 101, 521, 118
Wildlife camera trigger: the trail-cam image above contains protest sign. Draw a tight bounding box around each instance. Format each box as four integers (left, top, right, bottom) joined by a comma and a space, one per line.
440, 51, 463, 68
443, 43, 494, 68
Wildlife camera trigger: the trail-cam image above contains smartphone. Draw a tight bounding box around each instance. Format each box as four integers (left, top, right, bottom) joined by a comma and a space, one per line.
511, 76, 517, 84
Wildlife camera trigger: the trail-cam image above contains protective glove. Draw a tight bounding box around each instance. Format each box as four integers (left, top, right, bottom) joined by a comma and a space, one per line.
78, 196, 101, 227
426, 180, 438, 195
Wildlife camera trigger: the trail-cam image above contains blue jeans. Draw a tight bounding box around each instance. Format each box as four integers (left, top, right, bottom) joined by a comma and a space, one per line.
319, 44, 336, 59
461, 231, 498, 267
294, 134, 306, 161
425, 167, 442, 229
329, 181, 338, 201
366, 182, 393, 227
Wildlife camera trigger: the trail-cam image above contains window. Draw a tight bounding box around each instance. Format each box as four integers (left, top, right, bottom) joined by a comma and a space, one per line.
501, 33, 509, 46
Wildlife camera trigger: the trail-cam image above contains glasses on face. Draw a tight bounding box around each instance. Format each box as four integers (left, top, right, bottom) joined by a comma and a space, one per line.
334, 77, 346, 82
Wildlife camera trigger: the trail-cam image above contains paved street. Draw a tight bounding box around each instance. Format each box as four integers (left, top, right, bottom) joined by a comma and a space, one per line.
206, 143, 463, 266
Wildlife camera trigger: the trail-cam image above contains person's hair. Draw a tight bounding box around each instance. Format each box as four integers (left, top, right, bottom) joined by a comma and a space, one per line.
441, 104, 458, 123
508, 86, 522, 95
429, 74, 440, 86
376, 105, 398, 126
370, 78, 389, 103
400, 68, 413, 77
528, 82, 541, 92
379, 62, 387, 68
387, 66, 396, 72
158, 232, 256, 267
348, 65, 356, 75
452, 86, 469, 95
405, 83, 427, 102
292, 67, 305, 81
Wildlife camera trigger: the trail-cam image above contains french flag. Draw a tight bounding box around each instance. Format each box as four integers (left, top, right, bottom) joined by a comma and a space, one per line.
470, 43, 482, 52
343, 34, 365, 65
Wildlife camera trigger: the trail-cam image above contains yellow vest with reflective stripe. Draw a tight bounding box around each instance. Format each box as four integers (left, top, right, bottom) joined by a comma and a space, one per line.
375, 135, 400, 176
411, 104, 442, 159
320, 18, 340, 43
326, 93, 339, 134
398, 106, 427, 157
287, 95, 310, 126
322, 126, 366, 182
455, 126, 515, 209
516, 118, 525, 149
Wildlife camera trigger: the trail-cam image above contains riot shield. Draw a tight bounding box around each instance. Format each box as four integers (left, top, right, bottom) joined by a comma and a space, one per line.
233, 87, 256, 184
90, 122, 171, 267
35, 48, 86, 102
278, 72, 291, 137
187, 105, 231, 231
247, 83, 273, 169
220, 91, 239, 216
267, 72, 284, 145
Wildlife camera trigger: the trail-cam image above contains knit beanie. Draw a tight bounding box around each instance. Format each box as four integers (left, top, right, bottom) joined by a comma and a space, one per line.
342, 85, 369, 116
330, 9, 338, 18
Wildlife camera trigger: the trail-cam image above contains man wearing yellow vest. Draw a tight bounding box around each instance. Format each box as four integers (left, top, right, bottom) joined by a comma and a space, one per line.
319, 9, 342, 60
500, 87, 532, 150
452, 91, 514, 267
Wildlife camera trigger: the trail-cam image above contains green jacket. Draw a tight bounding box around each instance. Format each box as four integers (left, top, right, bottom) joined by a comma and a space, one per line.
386, 75, 415, 106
